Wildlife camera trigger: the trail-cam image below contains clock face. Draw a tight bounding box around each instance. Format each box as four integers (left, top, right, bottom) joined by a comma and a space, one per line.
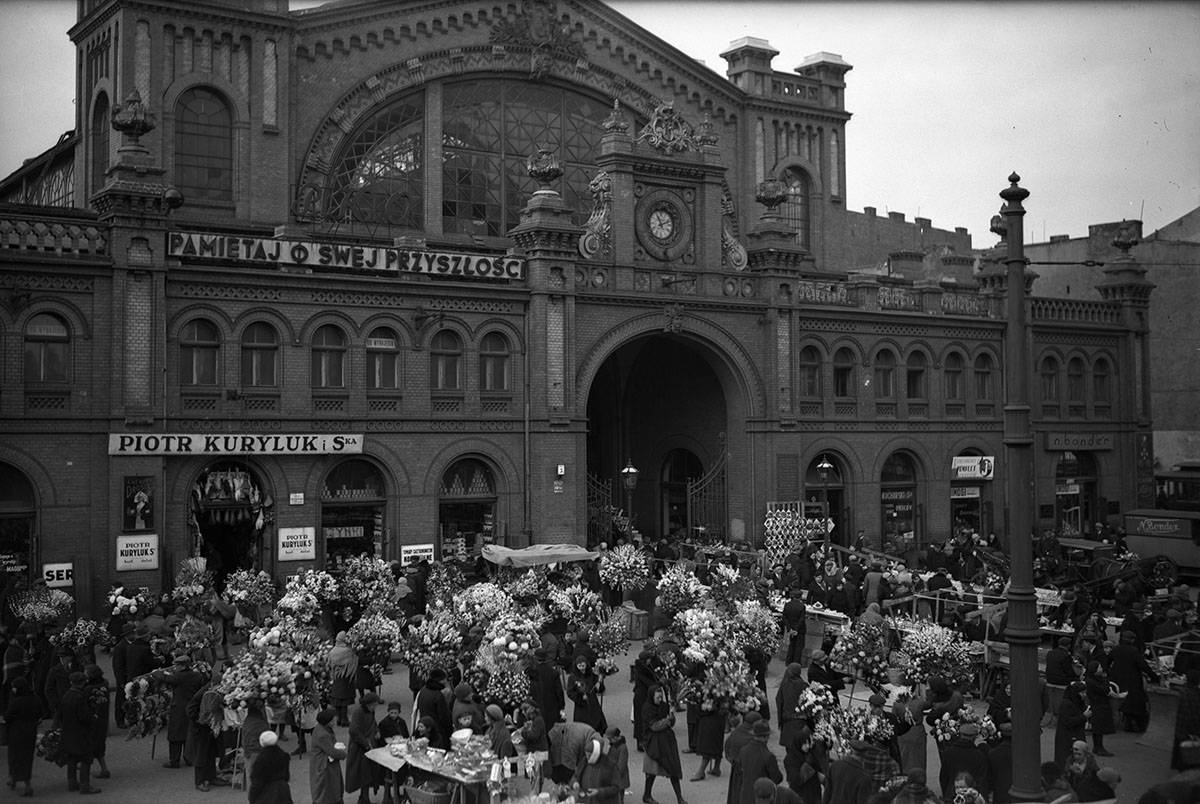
649, 208, 675, 241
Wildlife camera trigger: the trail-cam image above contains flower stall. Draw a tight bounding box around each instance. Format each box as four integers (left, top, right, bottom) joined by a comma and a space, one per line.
598, 544, 651, 594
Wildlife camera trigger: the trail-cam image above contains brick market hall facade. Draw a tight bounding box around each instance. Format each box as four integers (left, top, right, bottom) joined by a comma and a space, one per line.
0, 0, 1156, 616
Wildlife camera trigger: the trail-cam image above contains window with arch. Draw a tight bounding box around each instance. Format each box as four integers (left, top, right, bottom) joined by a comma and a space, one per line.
442, 80, 611, 237
874, 349, 896, 398
944, 352, 964, 401
180, 318, 219, 386
366, 326, 401, 390
1093, 357, 1111, 407
175, 87, 233, 204
240, 322, 278, 388
833, 347, 855, 397
479, 331, 511, 393
24, 312, 69, 383
905, 352, 928, 399
799, 346, 822, 397
91, 92, 109, 195
974, 353, 995, 401
430, 330, 462, 392
1040, 356, 1060, 403
880, 451, 918, 552
781, 166, 812, 250
311, 325, 346, 389
329, 93, 424, 230
1067, 357, 1085, 403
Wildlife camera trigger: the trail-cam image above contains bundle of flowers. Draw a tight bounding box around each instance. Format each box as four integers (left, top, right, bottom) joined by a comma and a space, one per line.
673, 607, 762, 712
598, 544, 651, 592
35, 726, 65, 765
497, 567, 549, 601
107, 585, 150, 618
898, 622, 974, 687
590, 610, 630, 676
931, 705, 997, 744
679, 655, 762, 713
170, 557, 215, 616
453, 582, 516, 629
427, 561, 467, 613
221, 569, 277, 614
172, 615, 216, 659
709, 564, 756, 610
812, 704, 894, 754
401, 612, 462, 679
829, 621, 891, 688
876, 776, 911, 802
808, 544, 831, 569
953, 786, 986, 804
656, 564, 709, 615
733, 599, 780, 656
9, 588, 74, 625
767, 589, 786, 614
338, 554, 405, 615
124, 674, 172, 739
347, 612, 404, 674
216, 620, 330, 710
469, 664, 532, 710
972, 570, 1006, 596
547, 584, 604, 629
796, 681, 838, 722
50, 619, 113, 654
276, 568, 341, 623
477, 609, 544, 672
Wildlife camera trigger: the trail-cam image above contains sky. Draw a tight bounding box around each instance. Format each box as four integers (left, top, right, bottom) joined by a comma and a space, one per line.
0, 0, 1197, 243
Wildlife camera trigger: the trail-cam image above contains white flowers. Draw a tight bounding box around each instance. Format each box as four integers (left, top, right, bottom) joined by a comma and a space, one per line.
898, 622, 973, 686
598, 545, 651, 591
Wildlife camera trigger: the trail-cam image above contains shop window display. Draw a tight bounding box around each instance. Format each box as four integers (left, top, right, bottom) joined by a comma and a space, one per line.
321, 459, 386, 571
189, 461, 273, 587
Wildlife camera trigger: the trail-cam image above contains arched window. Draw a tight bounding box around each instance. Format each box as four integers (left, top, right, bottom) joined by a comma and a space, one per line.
24, 313, 69, 383
1093, 358, 1111, 406
311, 325, 346, 389
781, 166, 812, 250
479, 332, 511, 392
430, 330, 462, 392
240, 322, 278, 388
91, 92, 109, 195
329, 93, 424, 229
874, 349, 896, 399
1040, 356, 1060, 403
799, 346, 821, 397
833, 348, 855, 397
180, 319, 219, 386
175, 87, 233, 203
366, 327, 401, 390
1067, 357, 1085, 402
905, 352, 927, 399
880, 451, 918, 553
974, 354, 995, 400
944, 352, 964, 401
442, 80, 611, 236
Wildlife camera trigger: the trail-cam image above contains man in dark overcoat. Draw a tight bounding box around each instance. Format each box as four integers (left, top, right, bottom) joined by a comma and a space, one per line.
157, 653, 208, 768
111, 621, 135, 728
736, 720, 781, 804
60, 670, 101, 794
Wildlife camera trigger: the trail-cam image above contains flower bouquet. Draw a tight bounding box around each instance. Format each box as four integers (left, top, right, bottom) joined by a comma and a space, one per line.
547, 584, 605, 629
656, 564, 709, 615
170, 557, 215, 617
50, 619, 113, 654
108, 585, 151, 618
478, 609, 545, 670
590, 610, 630, 677
897, 622, 974, 688
35, 726, 66, 765
427, 561, 467, 613
124, 674, 172, 739
796, 681, 838, 722
812, 704, 894, 755
217, 619, 331, 710
953, 786, 987, 804
172, 614, 216, 659
709, 564, 755, 609
8, 588, 74, 625
733, 599, 780, 656
401, 612, 462, 679
931, 705, 996, 744
453, 582, 516, 630
221, 569, 277, 616
339, 554, 406, 616
497, 567, 549, 601
348, 612, 404, 676
598, 544, 651, 592
829, 621, 891, 688
673, 607, 761, 712
277, 568, 341, 624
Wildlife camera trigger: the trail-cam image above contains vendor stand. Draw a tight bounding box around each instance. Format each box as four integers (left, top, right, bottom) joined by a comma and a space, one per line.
481, 544, 599, 567
369, 734, 504, 804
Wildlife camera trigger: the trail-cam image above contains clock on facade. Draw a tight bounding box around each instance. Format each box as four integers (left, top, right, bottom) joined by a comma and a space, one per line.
635, 188, 692, 262
648, 206, 675, 241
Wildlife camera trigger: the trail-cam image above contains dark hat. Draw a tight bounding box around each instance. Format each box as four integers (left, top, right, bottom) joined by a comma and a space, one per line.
868, 694, 886, 707
743, 711, 763, 725
121, 621, 137, 635
486, 704, 504, 722
85, 664, 103, 681
753, 778, 777, 800
387, 701, 403, 713
429, 668, 447, 682
317, 708, 336, 725
135, 624, 150, 638
752, 720, 771, 738
360, 691, 380, 705
604, 726, 621, 740
1057, 636, 1073, 649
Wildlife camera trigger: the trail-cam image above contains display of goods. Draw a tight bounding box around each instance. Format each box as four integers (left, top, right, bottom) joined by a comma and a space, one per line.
655, 564, 708, 615
221, 569, 277, 613
896, 622, 974, 688
589, 610, 630, 676
170, 556, 215, 616
401, 612, 462, 679
348, 611, 404, 672
828, 621, 891, 688
427, 561, 468, 614
796, 681, 838, 722
124, 675, 172, 739
709, 564, 756, 610
733, 599, 780, 656
546, 584, 605, 629
673, 606, 761, 712
276, 568, 341, 623
453, 582, 516, 629
931, 705, 997, 744
172, 614, 216, 659
339, 554, 406, 615
107, 585, 151, 618
497, 567, 549, 600
598, 545, 651, 592
812, 704, 894, 755
50, 619, 113, 653
215, 619, 330, 710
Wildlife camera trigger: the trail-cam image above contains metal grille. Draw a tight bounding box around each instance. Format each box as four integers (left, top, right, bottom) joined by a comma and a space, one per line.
908, 403, 928, 418
586, 473, 614, 546
368, 398, 399, 414
834, 402, 857, 417
687, 452, 728, 544
244, 397, 277, 412
182, 396, 217, 411
482, 399, 510, 415
876, 402, 897, 417
25, 394, 67, 411
432, 398, 461, 414
314, 398, 345, 413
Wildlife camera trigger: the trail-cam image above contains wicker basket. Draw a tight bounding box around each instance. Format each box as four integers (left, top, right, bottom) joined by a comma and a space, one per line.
405, 786, 453, 804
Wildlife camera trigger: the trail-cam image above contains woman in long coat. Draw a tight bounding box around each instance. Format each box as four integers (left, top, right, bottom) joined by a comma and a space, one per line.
1083, 660, 1115, 756
249, 731, 293, 804
1053, 681, 1089, 767
689, 700, 726, 779
897, 694, 931, 775
568, 653, 608, 734
4, 677, 40, 797
641, 685, 684, 804
346, 693, 382, 804
309, 709, 347, 804
1108, 629, 1159, 732
83, 665, 111, 778
327, 633, 358, 727
723, 712, 758, 804
1172, 669, 1200, 770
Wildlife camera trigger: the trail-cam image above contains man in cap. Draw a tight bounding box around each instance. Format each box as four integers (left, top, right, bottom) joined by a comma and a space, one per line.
1043, 634, 1078, 727
781, 589, 807, 665
60, 670, 101, 794
531, 645, 566, 729
805, 650, 845, 701
1120, 602, 1157, 650
156, 653, 207, 768
735, 720, 781, 804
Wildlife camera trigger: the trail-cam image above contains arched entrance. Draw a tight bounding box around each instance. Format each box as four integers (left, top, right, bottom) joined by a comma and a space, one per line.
1055, 451, 1098, 536
880, 451, 919, 555
438, 458, 498, 562
804, 454, 846, 545
585, 334, 731, 543
321, 458, 387, 571
0, 462, 36, 591
189, 461, 273, 586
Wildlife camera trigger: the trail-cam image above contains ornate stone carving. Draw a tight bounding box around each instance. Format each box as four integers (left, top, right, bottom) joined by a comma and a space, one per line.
602, 98, 629, 133
578, 170, 612, 260
663, 303, 685, 333
527, 143, 563, 189
696, 112, 718, 146
489, 0, 583, 79
636, 100, 698, 153
720, 182, 747, 271
111, 89, 156, 149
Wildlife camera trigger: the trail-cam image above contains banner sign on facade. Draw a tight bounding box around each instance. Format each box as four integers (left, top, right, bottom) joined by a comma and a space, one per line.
1124, 514, 1186, 538
951, 456, 995, 480
950, 486, 981, 499
116, 534, 160, 571
278, 527, 316, 561
43, 562, 74, 587
1045, 432, 1114, 451
168, 231, 525, 280
109, 433, 364, 456
400, 543, 436, 566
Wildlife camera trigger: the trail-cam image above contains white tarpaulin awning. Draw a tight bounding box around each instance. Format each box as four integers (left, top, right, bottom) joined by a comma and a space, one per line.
480, 543, 598, 567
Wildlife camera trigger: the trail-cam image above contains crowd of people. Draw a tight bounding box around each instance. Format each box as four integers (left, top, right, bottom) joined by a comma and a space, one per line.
1, 527, 1199, 804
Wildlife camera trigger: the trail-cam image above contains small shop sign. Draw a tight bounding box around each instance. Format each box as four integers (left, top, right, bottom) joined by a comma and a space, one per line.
951, 456, 995, 480
401, 543, 436, 566
278, 526, 316, 561
116, 534, 160, 571
42, 562, 74, 587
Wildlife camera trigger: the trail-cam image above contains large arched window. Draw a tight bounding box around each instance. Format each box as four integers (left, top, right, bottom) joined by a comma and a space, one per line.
781, 166, 812, 250
1093, 357, 1111, 409
799, 346, 822, 398
329, 93, 424, 230
311, 325, 346, 389
441, 80, 610, 236
240, 322, 278, 388
874, 349, 896, 399
366, 327, 401, 390
91, 92, 109, 195
24, 313, 69, 383
479, 331, 511, 393
175, 87, 233, 203
833, 348, 855, 397
430, 330, 463, 392
180, 318, 219, 386
973, 354, 995, 401
1040, 356, 1060, 403
905, 352, 928, 400
944, 352, 964, 402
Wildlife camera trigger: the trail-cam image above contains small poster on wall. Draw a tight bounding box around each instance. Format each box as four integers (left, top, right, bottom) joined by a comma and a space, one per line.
123, 476, 155, 532
116, 534, 160, 571
400, 543, 436, 566
278, 526, 316, 561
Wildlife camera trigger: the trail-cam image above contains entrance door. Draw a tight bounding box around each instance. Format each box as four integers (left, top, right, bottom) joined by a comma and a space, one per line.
191, 461, 269, 587
321, 459, 387, 571
438, 458, 497, 563
0, 461, 35, 591
661, 449, 702, 542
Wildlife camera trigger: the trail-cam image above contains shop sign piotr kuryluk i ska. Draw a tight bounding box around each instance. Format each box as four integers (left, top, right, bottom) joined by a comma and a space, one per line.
108, 433, 364, 456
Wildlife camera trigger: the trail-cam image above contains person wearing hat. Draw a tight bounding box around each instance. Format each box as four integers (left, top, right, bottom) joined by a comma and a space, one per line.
1083, 659, 1116, 756
804, 650, 845, 701
377, 701, 409, 804
1156, 607, 1187, 640
604, 725, 630, 796
889, 768, 941, 804
328, 632, 358, 727
416, 667, 452, 740
722, 712, 757, 804
823, 739, 875, 804
156, 653, 207, 768
689, 697, 726, 781
5, 676, 41, 797
43, 644, 77, 720
1119, 601, 1157, 651
346, 692, 383, 804
310, 709, 347, 804
60, 670, 100, 794
533, 644, 566, 731
518, 699, 552, 792
641, 685, 685, 804
1108, 628, 1160, 732
937, 721, 988, 801
751, 777, 801, 804
735, 719, 780, 804
187, 664, 228, 792
82, 664, 112, 780
574, 734, 621, 804
125, 622, 160, 679
569, 652, 608, 734
485, 703, 516, 759
110, 620, 136, 728
249, 730, 292, 804
1053, 681, 1089, 767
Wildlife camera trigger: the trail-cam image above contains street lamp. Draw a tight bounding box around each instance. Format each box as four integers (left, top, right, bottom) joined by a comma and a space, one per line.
620, 460, 639, 532
817, 455, 833, 541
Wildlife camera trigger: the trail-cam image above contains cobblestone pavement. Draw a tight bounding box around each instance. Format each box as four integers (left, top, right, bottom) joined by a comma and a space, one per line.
6, 643, 1178, 803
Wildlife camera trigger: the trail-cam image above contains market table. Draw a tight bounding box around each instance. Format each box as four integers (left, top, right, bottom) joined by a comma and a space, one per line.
367, 738, 496, 804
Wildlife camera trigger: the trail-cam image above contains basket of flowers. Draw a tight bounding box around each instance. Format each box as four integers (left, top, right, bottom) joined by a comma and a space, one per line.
221, 569, 277, 619
590, 609, 630, 677
673, 606, 762, 713
709, 564, 756, 610
35, 726, 66, 765
898, 622, 974, 688
454, 582, 516, 630
733, 599, 781, 656
276, 568, 340, 624
124, 674, 172, 739
338, 554, 406, 616
796, 681, 838, 722
170, 557, 215, 617
598, 544, 651, 592
9, 588, 74, 626
546, 584, 604, 629
931, 705, 997, 744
